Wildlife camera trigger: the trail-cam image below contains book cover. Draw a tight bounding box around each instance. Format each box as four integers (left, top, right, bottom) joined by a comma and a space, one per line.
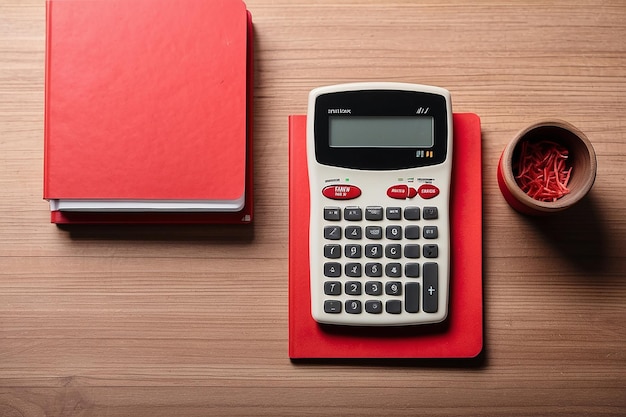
288, 113, 483, 359
44, 0, 253, 223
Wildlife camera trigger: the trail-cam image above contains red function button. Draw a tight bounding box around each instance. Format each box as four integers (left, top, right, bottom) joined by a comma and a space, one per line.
322, 185, 362, 200
418, 184, 440, 199
387, 185, 418, 200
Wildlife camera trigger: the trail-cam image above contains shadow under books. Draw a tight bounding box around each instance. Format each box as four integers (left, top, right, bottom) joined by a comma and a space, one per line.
291, 352, 487, 368
57, 222, 255, 243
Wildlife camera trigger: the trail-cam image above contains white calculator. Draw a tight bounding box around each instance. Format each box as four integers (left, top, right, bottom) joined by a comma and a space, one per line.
307, 82, 453, 326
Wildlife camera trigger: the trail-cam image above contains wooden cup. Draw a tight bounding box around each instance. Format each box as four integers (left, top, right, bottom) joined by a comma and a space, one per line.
497, 119, 597, 215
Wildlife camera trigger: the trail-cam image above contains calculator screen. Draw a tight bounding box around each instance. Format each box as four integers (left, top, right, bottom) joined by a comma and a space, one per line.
313, 89, 449, 170
329, 116, 434, 148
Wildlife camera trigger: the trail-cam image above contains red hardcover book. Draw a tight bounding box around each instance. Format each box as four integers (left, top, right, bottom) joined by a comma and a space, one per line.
288, 113, 483, 359
44, 0, 253, 224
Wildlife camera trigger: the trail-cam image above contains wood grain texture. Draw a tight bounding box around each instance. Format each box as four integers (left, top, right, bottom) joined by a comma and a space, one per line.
1, 0, 624, 416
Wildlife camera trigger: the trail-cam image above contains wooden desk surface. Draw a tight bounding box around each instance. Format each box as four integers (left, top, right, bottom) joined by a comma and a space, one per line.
1, 0, 624, 415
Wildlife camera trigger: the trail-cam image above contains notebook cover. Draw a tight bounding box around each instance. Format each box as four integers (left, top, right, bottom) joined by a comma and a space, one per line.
44, 0, 253, 224
288, 113, 483, 359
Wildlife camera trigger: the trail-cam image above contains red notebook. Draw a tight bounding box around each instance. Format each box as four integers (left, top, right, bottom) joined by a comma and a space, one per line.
289, 113, 483, 359
44, 0, 253, 224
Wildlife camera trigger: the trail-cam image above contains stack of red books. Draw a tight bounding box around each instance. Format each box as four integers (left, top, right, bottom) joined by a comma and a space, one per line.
44, 0, 253, 224
288, 113, 483, 359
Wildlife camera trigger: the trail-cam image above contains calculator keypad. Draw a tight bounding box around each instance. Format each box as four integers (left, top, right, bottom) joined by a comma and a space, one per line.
320, 205, 441, 322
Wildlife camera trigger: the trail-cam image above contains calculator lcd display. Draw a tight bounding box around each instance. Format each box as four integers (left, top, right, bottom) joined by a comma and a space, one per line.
329, 116, 434, 148
312, 87, 450, 170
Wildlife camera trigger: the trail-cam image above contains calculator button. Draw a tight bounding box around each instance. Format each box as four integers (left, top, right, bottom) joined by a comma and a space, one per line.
423, 206, 438, 219
324, 207, 341, 221
324, 300, 342, 313
365, 262, 383, 277
365, 206, 384, 220
386, 300, 402, 314
324, 262, 341, 277
405, 225, 420, 239
386, 207, 402, 220
387, 184, 409, 199
345, 281, 362, 295
404, 244, 420, 258
324, 244, 341, 259
423, 244, 438, 258
365, 281, 383, 295
324, 226, 341, 240
386, 281, 402, 295
345, 244, 361, 258
405, 283, 420, 313
344, 207, 362, 221
365, 300, 383, 314
405, 263, 420, 278
404, 206, 420, 220
385, 263, 402, 278
423, 226, 438, 239
417, 184, 440, 199
345, 263, 362, 277
345, 225, 362, 239
423, 263, 439, 313
385, 244, 401, 259
322, 185, 362, 200
408, 187, 418, 198
345, 300, 362, 314
365, 226, 383, 239
365, 244, 383, 258
386, 225, 402, 240
324, 281, 341, 295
